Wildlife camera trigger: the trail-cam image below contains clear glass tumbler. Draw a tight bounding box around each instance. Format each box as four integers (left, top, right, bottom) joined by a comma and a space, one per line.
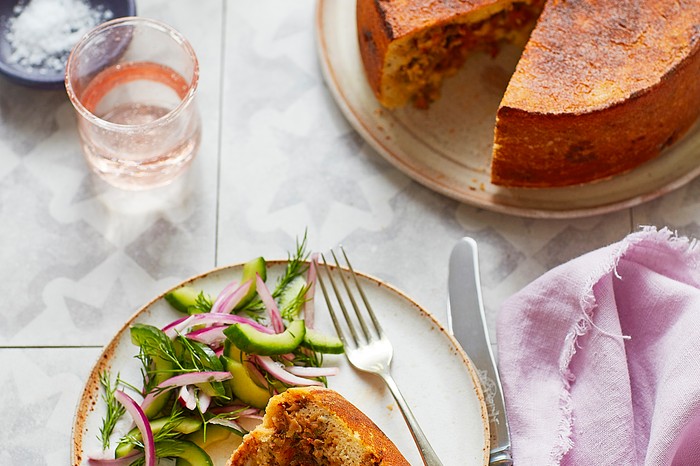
65, 17, 201, 190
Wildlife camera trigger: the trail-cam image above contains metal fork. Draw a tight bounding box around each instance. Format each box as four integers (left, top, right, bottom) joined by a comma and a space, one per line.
317, 248, 444, 466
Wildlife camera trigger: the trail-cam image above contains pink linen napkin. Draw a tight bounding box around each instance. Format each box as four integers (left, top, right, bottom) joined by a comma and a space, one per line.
497, 226, 700, 466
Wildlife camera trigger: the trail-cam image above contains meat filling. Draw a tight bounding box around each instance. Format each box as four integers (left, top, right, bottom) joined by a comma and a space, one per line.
252, 399, 383, 466
395, 1, 544, 108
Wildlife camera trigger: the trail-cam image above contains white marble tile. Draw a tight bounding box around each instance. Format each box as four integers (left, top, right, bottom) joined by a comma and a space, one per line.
217, 0, 361, 259
0, 0, 223, 346
0, 347, 101, 465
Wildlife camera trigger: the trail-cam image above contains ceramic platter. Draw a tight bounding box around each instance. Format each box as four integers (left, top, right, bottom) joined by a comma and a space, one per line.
315, 0, 700, 218
72, 261, 489, 465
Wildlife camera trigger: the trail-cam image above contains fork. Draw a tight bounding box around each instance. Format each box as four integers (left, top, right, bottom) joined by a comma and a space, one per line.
317, 248, 444, 466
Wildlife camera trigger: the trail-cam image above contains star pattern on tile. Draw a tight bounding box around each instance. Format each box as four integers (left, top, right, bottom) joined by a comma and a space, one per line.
0, 165, 114, 341
268, 131, 373, 223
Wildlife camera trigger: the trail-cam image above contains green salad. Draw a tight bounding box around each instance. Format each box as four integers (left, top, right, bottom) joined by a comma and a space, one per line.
90, 236, 343, 466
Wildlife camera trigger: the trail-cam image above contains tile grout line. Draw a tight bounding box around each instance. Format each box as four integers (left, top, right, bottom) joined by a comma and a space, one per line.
213, 0, 228, 268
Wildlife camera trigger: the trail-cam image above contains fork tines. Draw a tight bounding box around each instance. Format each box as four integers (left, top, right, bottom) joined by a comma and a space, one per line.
316, 247, 384, 348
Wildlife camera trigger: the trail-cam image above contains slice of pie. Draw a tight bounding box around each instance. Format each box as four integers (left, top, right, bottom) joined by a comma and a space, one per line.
227, 387, 410, 466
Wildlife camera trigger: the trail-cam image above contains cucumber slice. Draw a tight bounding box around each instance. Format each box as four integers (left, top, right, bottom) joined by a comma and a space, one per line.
223, 339, 244, 362
278, 276, 307, 318
165, 286, 200, 314
185, 424, 235, 449
221, 341, 272, 407
154, 439, 213, 466
223, 356, 271, 409
197, 381, 225, 398
301, 328, 344, 354
142, 356, 173, 419
235, 257, 267, 310
115, 417, 201, 458
224, 319, 306, 356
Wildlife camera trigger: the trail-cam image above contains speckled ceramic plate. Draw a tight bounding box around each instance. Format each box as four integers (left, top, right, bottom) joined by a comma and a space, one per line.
315, 0, 700, 218
71, 261, 489, 465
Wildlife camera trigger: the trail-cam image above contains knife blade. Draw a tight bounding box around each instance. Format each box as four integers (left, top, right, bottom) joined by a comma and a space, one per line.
448, 237, 513, 465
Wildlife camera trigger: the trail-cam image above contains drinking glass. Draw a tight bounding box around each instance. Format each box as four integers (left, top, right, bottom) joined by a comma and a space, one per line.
65, 17, 201, 190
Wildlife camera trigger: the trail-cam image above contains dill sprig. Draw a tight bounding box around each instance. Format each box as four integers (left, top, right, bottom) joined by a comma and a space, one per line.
294, 346, 324, 369
116, 376, 143, 395
237, 231, 310, 315
189, 291, 213, 314
273, 231, 310, 299
174, 335, 223, 373
280, 283, 310, 320
135, 349, 154, 392
292, 349, 328, 387
173, 336, 227, 401
98, 371, 126, 450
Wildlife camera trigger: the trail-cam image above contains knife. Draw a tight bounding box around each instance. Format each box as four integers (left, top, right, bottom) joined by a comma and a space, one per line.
448, 237, 513, 465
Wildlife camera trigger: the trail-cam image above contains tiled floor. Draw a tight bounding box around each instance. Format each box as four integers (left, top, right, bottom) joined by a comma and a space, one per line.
3, 1, 700, 464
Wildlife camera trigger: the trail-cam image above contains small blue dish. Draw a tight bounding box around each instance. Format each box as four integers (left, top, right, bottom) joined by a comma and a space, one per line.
0, 0, 136, 89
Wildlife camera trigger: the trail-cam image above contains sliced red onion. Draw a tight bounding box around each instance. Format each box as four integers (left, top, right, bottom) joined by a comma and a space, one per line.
254, 356, 323, 387
237, 407, 263, 418
178, 385, 197, 410
285, 366, 339, 378
208, 417, 245, 432
256, 274, 284, 333
161, 315, 190, 333
163, 315, 196, 338
211, 279, 240, 313
88, 452, 143, 465
212, 280, 252, 314
114, 390, 155, 466
304, 254, 318, 328
141, 371, 232, 412
165, 313, 273, 339
208, 404, 259, 416
240, 412, 264, 421
198, 391, 212, 413
215, 347, 224, 357
185, 325, 227, 347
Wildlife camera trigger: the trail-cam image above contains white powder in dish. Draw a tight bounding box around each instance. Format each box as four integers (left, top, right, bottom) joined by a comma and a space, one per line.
6, 0, 113, 75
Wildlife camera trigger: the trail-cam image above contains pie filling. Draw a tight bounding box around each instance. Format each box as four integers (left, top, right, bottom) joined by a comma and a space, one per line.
384, 1, 545, 108
242, 399, 383, 466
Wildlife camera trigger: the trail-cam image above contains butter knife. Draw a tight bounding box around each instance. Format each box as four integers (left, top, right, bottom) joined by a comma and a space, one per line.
448, 237, 513, 465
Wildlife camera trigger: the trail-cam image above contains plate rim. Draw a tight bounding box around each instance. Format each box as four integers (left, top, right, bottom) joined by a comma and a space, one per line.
314, 0, 700, 219
71, 260, 490, 465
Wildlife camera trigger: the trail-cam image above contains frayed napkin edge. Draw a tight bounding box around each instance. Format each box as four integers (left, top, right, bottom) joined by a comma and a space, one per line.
549, 226, 700, 465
